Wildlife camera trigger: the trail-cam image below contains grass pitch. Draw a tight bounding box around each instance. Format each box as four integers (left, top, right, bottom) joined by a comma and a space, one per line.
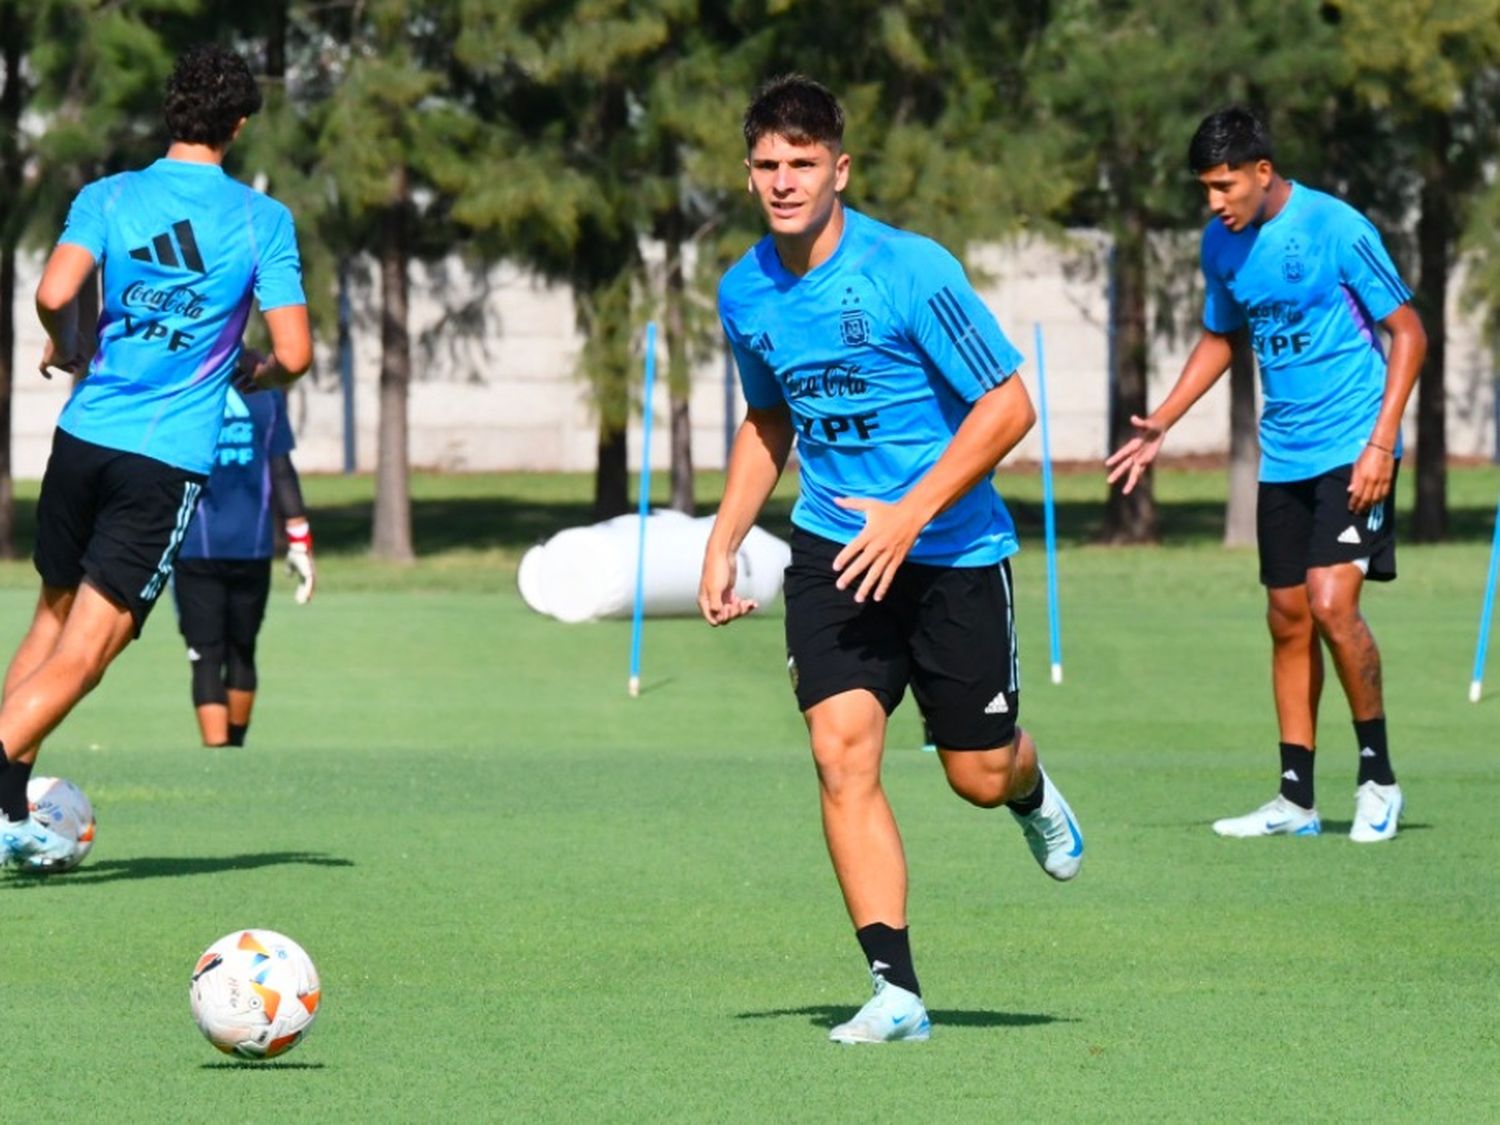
4, 466, 1498, 1122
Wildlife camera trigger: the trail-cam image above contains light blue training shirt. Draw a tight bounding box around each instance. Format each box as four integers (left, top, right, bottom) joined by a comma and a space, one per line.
718, 207, 1024, 567
1200, 182, 1413, 482
56, 158, 305, 475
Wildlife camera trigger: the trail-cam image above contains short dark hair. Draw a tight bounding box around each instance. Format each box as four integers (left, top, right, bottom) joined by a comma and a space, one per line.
743, 75, 844, 152
163, 44, 262, 147
1187, 107, 1273, 173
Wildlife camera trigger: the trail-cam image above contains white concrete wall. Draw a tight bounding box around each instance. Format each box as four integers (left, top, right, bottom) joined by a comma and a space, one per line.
8, 236, 1495, 477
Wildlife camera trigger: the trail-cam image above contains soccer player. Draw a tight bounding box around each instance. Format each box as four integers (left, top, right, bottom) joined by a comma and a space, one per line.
174, 385, 314, 748
700, 76, 1085, 1045
1106, 107, 1424, 843
0, 43, 311, 869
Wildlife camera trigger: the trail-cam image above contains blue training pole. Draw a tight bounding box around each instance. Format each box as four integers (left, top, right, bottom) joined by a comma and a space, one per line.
1034, 323, 1063, 685
1470, 496, 1500, 703
629, 322, 658, 698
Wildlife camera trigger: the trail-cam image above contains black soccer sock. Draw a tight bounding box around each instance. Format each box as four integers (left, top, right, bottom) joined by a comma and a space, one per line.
855, 922, 921, 998
1278, 742, 1316, 810
228, 723, 249, 748
1006, 771, 1046, 817
0, 749, 33, 822
1354, 717, 1395, 786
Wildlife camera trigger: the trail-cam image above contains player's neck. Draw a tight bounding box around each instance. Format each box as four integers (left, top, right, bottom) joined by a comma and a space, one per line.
773, 199, 846, 277
1254, 176, 1292, 226
164, 141, 230, 166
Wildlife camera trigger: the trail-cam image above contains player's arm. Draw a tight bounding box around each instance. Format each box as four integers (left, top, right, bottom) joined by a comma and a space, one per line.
1105, 329, 1235, 494
699, 403, 794, 626
271, 454, 316, 604
246, 305, 313, 390
34, 243, 97, 377
833, 376, 1035, 603
1348, 302, 1425, 512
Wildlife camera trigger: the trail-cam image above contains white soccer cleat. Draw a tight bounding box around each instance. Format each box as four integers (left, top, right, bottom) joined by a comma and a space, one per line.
0, 815, 76, 871
1011, 767, 1084, 881
1211, 795, 1321, 838
828, 974, 931, 1045
1349, 781, 1403, 843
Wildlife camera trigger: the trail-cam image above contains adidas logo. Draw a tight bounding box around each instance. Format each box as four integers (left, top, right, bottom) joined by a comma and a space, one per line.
752, 331, 774, 352
1337, 525, 1361, 545
128, 220, 206, 273
186, 647, 201, 662
1281, 769, 1299, 782
1360, 746, 1376, 758
870, 959, 891, 972
984, 691, 1009, 715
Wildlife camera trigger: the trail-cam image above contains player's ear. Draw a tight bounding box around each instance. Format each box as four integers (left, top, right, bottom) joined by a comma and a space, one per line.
834, 150, 850, 193
1255, 158, 1273, 188
745, 158, 754, 194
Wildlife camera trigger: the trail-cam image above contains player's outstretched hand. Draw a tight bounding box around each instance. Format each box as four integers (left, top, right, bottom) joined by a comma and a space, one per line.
1105, 414, 1167, 495
1347, 442, 1395, 513
699, 549, 757, 626
285, 519, 315, 604
832, 497, 922, 604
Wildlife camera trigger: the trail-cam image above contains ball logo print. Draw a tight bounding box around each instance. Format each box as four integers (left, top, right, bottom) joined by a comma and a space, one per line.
189, 929, 321, 1059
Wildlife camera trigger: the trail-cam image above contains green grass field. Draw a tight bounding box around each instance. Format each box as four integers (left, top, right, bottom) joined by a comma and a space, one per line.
5, 466, 1499, 1122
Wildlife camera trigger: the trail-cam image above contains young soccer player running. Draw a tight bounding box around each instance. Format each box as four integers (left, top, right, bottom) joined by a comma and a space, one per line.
174, 386, 314, 748
1106, 107, 1424, 843
0, 44, 311, 870
700, 76, 1085, 1045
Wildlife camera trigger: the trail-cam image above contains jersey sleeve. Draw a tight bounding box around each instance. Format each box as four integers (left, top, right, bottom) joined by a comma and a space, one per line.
56, 182, 108, 261
1334, 212, 1412, 322
717, 281, 785, 409
254, 204, 307, 312
894, 241, 1021, 402
1200, 229, 1244, 333
269, 391, 296, 457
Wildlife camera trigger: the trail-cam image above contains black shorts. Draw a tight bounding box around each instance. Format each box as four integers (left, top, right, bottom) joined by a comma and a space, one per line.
173, 558, 272, 652
1258, 462, 1399, 588
33, 429, 207, 635
782, 529, 1020, 750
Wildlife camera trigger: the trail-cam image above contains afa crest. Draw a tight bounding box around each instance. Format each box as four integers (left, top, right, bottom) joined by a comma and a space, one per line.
1282, 256, 1304, 283
839, 309, 870, 347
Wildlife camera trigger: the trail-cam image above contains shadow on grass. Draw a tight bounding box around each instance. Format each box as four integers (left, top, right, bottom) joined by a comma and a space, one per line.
5, 851, 353, 887
198, 1060, 326, 1071
1319, 820, 1430, 835
736, 1005, 1071, 1030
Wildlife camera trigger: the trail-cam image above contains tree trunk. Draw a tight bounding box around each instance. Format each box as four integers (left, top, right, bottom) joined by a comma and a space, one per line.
663, 222, 694, 514
594, 422, 629, 519
1411, 112, 1449, 543
1102, 211, 1159, 543
372, 187, 414, 562
0, 2, 23, 559
1224, 328, 1259, 548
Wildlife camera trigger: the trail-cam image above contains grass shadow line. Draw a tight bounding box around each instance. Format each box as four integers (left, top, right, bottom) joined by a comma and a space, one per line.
5, 852, 354, 888
735, 1005, 1071, 1030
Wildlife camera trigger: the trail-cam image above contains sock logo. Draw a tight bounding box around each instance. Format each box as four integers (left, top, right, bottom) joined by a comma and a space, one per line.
1360, 746, 1376, 758
1281, 769, 1299, 782
128, 219, 206, 273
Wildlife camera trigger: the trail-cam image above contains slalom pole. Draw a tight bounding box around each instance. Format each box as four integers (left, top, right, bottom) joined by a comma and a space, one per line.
1033, 323, 1063, 685
628, 322, 658, 698
1469, 494, 1500, 703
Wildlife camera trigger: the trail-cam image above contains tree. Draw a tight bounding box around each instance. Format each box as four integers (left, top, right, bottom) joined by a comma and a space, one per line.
1331, 0, 1500, 541
1031, 0, 1343, 542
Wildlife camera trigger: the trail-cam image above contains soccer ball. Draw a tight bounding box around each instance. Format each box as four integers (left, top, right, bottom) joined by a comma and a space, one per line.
25, 776, 95, 872
189, 930, 322, 1059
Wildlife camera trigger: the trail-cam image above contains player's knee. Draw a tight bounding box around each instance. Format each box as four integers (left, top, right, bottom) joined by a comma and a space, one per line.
1266, 599, 1312, 644
190, 642, 228, 706
1306, 592, 1358, 638
809, 731, 880, 798
225, 642, 258, 693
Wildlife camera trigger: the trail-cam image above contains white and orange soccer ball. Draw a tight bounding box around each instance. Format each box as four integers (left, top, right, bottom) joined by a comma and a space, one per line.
26, 776, 95, 872
189, 929, 322, 1059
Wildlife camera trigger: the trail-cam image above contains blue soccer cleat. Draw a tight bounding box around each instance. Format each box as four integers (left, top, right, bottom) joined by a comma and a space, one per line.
1212, 794, 1321, 838
828, 973, 932, 1044
1, 815, 77, 872
1011, 766, 1085, 881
